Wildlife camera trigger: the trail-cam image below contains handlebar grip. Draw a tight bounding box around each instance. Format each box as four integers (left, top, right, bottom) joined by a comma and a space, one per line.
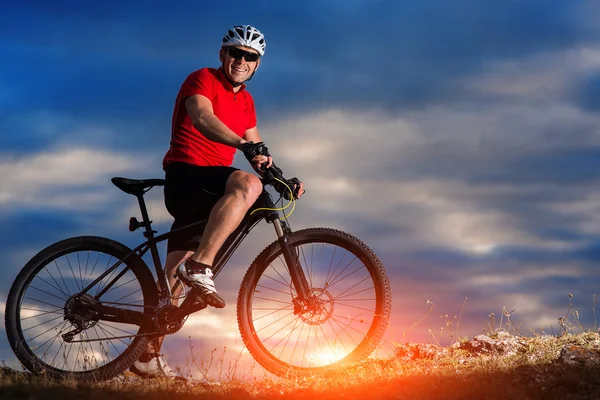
259, 162, 302, 200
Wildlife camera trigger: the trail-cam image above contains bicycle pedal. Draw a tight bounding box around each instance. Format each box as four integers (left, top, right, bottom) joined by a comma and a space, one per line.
176, 288, 208, 314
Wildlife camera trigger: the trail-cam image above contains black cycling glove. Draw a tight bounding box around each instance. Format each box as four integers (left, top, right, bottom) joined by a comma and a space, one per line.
241, 141, 270, 171
241, 142, 303, 200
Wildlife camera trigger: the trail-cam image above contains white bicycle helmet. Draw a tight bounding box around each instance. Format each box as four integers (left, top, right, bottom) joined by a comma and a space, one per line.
222, 25, 266, 56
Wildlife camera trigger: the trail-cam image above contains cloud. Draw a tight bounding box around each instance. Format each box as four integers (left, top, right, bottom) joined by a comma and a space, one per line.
4, 0, 598, 125
0, 146, 151, 211
258, 102, 600, 255
3, 0, 600, 372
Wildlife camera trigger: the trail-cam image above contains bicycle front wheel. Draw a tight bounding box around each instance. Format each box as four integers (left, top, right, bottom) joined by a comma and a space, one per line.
237, 228, 392, 377
5, 236, 159, 380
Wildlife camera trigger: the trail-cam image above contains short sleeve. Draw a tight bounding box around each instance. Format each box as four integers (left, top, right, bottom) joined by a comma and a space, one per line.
245, 94, 257, 130
181, 68, 216, 100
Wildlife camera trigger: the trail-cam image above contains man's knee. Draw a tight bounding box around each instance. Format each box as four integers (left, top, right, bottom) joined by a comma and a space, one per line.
227, 171, 263, 204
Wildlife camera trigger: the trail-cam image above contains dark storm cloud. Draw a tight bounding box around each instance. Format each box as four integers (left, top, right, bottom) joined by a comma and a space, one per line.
2, 0, 596, 132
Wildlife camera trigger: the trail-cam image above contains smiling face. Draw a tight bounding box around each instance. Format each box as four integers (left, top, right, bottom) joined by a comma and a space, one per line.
220, 45, 261, 88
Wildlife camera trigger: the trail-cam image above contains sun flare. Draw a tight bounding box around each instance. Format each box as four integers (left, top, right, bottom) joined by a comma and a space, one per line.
307, 347, 347, 366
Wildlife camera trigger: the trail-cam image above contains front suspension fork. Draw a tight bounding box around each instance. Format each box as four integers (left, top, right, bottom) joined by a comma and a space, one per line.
272, 219, 311, 302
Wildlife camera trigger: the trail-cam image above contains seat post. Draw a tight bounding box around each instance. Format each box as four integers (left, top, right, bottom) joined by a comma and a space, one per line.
136, 194, 153, 234
136, 192, 170, 297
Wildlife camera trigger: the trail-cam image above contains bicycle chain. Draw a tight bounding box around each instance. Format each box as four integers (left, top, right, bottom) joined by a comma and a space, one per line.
63, 300, 162, 343
65, 330, 161, 343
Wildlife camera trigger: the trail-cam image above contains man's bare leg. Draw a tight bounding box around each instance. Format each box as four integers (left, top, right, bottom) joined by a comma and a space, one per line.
190, 170, 263, 265
145, 250, 191, 354
145, 170, 262, 354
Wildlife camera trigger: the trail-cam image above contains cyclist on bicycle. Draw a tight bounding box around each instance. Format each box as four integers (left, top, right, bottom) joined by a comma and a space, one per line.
130, 24, 305, 379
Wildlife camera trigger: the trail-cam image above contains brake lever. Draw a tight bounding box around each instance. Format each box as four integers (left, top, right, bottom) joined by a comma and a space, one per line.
258, 163, 303, 200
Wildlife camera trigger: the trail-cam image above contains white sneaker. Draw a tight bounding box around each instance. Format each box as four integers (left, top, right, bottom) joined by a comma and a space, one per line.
129, 353, 184, 380
175, 260, 226, 308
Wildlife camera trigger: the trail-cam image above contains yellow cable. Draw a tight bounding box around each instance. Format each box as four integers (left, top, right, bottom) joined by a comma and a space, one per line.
250, 177, 296, 220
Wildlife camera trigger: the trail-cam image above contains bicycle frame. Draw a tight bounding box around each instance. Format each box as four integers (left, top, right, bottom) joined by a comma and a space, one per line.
76, 186, 311, 327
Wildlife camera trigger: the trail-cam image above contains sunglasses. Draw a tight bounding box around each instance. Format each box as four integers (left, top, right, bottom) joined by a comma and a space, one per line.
227, 47, 260, 62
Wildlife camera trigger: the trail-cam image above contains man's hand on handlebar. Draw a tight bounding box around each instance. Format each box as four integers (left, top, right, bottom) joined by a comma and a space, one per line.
270, 175, 305, 200
241, 141, 272, 173
241, 141, 305, 200
287, 178, 305, 200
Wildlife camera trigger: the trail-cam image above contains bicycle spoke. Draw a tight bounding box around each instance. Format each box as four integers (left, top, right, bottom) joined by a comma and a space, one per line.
41, 321, 69, 362
323, 246, 340, 286
104, 277, 139, 295
318, 323, 334, 354
96, 324, 133, 347
22, 314, 64, 333
256, 284, 290, 296
64, 254, 82, 292
10, 240, 150, 376
289, 322, 305, 366
28, 285, 67, 303
35, 274, 68, 298
98, 321, 138, 337
95, 324, 122, 354
269, 316, 302, 354
277, 317, 303, 360
95, 256, 117, 297
27, 319, 67, 342
334, 286, 375, 301
329, 275, 371, 299
243, 234, 388, 372
92, 326, 111, 364
327, 256, 359, 289
76, 252, 84, 294
83, 251, 91, 283
23, 297, 62, 310
253, 296, 291, 305
34, 320, 67, 353
255, 311, 296, 337
334, 302, 376, 313
266, 263, 292, 289
53, 260, 72, 297
112, 291, 144, 305
88, 251, 102, 281
298, 244, 313, 288
327, 318, 350, 354
300, 324, 310, 367
330, 314, 369, 338
20, 308, 63, 318
252, 304, 294, 322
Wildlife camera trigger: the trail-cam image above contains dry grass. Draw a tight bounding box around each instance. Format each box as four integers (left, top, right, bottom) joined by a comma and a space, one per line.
2, 332, 600, 400
3, 296, 600, 400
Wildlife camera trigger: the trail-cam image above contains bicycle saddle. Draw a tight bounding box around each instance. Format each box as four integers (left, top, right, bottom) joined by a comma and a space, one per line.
111, 177, 165, 195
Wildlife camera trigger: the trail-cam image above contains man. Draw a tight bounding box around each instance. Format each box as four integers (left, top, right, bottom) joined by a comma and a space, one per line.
129, 25, 304, 379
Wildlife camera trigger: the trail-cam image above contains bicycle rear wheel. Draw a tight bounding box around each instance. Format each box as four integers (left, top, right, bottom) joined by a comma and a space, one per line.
5, 236, 158, 380
237, 228, 391, 377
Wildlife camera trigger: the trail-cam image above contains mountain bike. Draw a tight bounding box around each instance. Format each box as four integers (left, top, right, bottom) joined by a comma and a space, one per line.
4, 164, 392, 380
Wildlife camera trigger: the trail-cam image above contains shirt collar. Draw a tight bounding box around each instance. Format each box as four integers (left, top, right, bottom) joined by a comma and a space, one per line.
216, 67, 246, 92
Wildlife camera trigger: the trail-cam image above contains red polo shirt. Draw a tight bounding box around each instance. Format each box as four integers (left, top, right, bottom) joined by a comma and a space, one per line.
162, 67, 257, 168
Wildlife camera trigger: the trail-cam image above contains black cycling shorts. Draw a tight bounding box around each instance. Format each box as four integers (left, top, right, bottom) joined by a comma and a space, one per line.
164, 162, 239, 253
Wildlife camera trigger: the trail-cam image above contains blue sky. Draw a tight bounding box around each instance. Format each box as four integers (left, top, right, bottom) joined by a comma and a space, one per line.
3, 0, 600, 377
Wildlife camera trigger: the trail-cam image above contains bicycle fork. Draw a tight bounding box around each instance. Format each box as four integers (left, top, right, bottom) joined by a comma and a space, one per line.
272, 219, 312, 306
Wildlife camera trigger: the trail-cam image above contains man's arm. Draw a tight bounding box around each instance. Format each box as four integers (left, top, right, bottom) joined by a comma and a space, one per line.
243, 126, 262, 143
185, 95, 247, 150
245, 125, 305, 199
244, 126, 273, 169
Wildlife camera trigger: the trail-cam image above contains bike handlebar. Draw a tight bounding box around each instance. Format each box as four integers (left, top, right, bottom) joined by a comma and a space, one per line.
241, 141, 303, 200
259, 162, 303, 200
